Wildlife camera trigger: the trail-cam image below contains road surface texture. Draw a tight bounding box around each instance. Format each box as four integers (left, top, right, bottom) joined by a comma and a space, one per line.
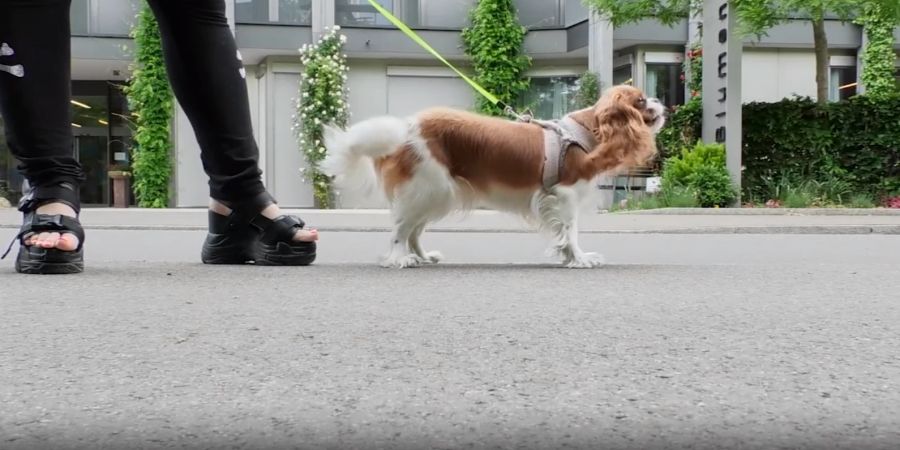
2, 226, 900, 449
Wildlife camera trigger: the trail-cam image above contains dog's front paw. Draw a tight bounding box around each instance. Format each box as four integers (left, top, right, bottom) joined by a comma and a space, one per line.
565, 252, 605, 269
423, 251, 443, 264
380, 254, 424, 269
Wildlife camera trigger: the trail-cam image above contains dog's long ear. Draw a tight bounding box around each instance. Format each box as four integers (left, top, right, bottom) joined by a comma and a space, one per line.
590, 91, 657, 171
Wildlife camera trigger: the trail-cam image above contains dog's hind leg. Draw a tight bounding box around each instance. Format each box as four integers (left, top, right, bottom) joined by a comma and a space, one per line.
408, 222, 443, 264
381, 217, 423, 268
381, 189, 451, 268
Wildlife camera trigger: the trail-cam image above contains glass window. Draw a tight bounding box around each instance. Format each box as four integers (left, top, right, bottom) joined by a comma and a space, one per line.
518, 76, 579, 120
514, 0, 563, 29
93, 0, 141, 36
645, 63, 685, 109
613, 65, 633, 86
235, 0, 312, 25
829, 66, 857, 102
336, 0, 394, 27
335, 0, 474, 29
70, 0, 90, 36
417, 0, 475, 29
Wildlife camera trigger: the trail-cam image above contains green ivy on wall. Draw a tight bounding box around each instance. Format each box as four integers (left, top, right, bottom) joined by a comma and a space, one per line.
574, 71, 601, 110
856, 2, 899, 100
462, 0, 531, 116
295, 26, 349, 209
123, 3, 173, 208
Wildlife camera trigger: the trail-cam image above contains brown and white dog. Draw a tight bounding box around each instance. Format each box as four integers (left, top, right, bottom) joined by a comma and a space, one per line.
322, 85, 665, 268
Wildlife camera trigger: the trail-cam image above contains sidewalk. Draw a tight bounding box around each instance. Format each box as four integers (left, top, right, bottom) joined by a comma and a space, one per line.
2, 207, 899, 234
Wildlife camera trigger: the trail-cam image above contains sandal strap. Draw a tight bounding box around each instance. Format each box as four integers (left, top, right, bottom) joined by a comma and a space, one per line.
18, 180, 81, 214
2, 213, 85, 260
250, 214, 306, 245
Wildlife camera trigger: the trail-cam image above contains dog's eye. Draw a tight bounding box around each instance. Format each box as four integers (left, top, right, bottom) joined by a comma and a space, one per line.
636, 97, 647, 108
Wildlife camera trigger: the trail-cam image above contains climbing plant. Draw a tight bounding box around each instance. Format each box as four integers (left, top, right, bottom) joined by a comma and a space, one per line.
294, 26, 349, 209
574, 71, 601, 109
124, 3, 173, 208
856, 1, 900, 99
462, 0, 531, 116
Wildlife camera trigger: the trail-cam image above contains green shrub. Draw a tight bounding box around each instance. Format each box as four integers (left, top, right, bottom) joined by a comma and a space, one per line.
661, 142, 736, 208
609, 186, 699, 212
781, 184, 816, 208
656, 96, 702, 162
662, 141, 726, 187
847, 193, 877, 208
660, 185, 700, 208
687, 165, 738, 207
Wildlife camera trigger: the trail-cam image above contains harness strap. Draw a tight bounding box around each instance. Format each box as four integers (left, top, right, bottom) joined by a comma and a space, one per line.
520, 116, 597, 190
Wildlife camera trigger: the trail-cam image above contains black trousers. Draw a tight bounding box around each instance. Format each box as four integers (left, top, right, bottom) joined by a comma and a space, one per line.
0, 0, 265, 207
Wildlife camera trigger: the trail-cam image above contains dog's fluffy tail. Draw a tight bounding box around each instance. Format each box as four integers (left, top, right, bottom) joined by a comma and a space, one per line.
321, 116, 410, 197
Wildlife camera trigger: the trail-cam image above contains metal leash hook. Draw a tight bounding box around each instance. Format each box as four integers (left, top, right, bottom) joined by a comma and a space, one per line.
503, 104, 533, 123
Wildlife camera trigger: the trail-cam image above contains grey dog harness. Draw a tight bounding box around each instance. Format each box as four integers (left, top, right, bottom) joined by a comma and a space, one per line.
520, 115, 597, 190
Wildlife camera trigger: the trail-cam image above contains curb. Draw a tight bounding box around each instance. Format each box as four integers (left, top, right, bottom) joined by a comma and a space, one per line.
2, 224, 898, 235
611, 208, 900, 216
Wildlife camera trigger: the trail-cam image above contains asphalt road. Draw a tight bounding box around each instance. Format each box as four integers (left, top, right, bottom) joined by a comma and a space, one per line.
2, 231, 900, 449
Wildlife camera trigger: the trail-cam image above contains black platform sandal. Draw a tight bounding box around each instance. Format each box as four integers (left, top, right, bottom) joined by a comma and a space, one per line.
1, 182, 85, 275
201, 192, 316, 266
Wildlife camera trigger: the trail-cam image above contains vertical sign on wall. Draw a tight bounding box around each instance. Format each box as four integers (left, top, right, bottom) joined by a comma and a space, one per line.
702, 0, 742, 200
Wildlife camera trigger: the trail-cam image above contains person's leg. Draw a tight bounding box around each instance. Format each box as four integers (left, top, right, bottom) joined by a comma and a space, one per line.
145, 0, 316, 247
0, 0, 82, 261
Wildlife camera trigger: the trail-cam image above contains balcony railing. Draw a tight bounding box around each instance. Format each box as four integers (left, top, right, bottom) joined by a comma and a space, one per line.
235, 0, 313, 26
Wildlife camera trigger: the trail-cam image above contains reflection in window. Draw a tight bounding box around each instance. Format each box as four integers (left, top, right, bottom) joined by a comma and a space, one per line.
613, 65, 633, 86
829, 66, 857, 102
336, 0, 394, 27
645, 63, 685, 109
519, 76, 578, 120
70, 0, 141, 36
514, 0, 562, 29
235, 0, 312, 25
334, 0, 475, 29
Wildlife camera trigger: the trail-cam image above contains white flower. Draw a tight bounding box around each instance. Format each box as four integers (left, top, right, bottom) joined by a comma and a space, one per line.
333, 25, 341, 31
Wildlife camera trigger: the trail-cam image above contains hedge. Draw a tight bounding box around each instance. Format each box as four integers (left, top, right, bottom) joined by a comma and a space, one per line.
742, 95, 900, 199
658, 95, 900, 200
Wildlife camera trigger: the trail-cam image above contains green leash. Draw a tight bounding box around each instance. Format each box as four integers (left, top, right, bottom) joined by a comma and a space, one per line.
365, 0, 527, 120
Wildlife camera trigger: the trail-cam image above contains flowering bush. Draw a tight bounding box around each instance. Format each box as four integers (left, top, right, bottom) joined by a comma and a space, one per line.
294, 26, 349, 208
884, 196, 900, 209
685, 45, 702, 99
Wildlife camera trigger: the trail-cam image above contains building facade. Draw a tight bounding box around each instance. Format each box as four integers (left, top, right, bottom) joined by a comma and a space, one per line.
1, 0, 899, 207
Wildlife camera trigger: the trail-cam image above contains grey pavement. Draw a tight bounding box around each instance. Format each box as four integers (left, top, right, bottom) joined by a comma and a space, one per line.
2, 207, 900, 235
2, 214, 900, 449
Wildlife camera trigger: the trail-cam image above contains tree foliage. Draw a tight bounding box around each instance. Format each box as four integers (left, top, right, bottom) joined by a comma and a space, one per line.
582, 0, 899, 105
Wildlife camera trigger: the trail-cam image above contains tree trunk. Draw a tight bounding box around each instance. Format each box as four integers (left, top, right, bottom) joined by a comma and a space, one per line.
812, 16, 829, 105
